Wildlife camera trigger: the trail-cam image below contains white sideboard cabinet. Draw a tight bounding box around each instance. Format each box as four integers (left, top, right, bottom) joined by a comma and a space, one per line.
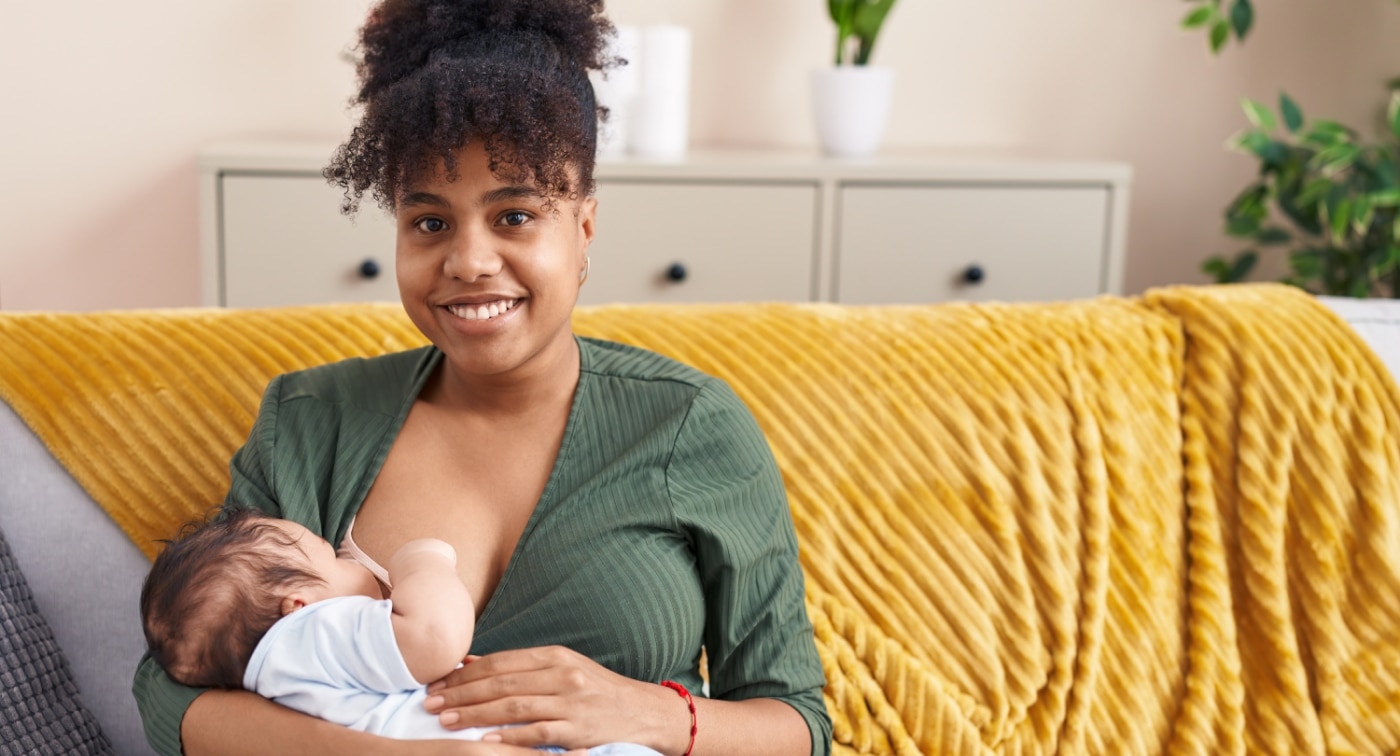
199, 142, 1131, 308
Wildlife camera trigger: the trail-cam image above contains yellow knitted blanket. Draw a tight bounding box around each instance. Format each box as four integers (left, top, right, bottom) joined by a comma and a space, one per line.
1, 284, 1398, 754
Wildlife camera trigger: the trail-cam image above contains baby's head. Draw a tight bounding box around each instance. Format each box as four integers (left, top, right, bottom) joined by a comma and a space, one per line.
140, 508, 379, 688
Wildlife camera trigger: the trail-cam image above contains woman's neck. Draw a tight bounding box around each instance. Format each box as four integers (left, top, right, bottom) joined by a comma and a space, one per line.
429, 331, 581, 419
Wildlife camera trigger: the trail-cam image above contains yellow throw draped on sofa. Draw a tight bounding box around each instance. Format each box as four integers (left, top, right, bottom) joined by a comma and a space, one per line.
1, 284, 1398, 754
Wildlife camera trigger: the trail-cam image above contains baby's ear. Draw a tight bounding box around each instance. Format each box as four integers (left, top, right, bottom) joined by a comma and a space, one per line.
279, 596, 308, 617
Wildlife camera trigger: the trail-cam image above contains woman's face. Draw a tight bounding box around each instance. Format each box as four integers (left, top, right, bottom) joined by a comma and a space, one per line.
393, 142, 596, 381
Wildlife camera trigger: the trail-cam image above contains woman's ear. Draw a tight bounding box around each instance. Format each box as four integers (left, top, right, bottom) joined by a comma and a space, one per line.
578, 196, 597, 249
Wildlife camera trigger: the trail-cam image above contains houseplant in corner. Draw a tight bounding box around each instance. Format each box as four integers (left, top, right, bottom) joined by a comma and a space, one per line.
1184, 0, 1400, 297
813, 0, 899, 157
1203, 92, 1400, 297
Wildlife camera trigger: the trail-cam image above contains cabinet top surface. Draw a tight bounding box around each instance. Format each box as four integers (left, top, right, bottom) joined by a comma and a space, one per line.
200, 140, 1132, 185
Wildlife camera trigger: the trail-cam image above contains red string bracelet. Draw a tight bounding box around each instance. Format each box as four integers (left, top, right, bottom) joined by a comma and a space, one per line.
660, 681, 697, 756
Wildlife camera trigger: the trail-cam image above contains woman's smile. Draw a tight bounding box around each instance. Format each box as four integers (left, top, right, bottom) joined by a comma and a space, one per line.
445, 298, 520, 322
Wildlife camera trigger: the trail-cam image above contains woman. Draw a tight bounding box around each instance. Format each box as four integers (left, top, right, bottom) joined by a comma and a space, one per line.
132, 1, 831, 754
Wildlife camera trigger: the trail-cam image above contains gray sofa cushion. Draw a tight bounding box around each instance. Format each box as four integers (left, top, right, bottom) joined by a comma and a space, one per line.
0, 523, 113, 755
0, 402, 151, 755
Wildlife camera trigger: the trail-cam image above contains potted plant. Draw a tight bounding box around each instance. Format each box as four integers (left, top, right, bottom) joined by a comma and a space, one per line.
813, 0, 899, 157
1181, 1, 1400, 297
1203, 92, 1400, 297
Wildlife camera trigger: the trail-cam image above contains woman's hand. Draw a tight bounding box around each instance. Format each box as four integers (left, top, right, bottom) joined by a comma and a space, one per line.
422, 646, 688, 754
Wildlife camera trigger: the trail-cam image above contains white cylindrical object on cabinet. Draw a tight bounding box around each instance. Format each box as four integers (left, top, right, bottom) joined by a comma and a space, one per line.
593, 24, 641, 158
630, 25, 691, 159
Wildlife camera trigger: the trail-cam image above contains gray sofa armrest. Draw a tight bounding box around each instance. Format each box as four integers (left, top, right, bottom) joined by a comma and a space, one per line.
0, 401, 153, 755
1319, 295, 1400, 381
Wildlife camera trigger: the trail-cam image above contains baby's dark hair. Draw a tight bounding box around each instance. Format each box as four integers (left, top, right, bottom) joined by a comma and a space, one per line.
139, 508, 323, 689
325, 0, 618, 213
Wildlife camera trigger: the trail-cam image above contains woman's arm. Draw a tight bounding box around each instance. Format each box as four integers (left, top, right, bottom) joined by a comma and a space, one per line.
184, 688, 548, 756
422, 646, 811, 755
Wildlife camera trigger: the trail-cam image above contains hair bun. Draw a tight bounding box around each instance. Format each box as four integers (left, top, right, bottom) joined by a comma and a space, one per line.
359, 0, 614, 102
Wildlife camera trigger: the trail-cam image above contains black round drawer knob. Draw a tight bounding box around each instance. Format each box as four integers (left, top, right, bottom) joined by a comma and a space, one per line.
358, 259, 382, 279
665, 263, 688, 283
961, 265, 985, 285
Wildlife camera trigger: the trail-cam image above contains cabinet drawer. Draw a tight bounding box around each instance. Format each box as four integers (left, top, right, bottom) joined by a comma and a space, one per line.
583, 181, 818, 304
221, 174, 398, 308
836, 184, 1111, 304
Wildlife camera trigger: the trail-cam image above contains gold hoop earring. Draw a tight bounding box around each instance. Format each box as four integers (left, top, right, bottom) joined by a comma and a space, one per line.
580, 256, 590, 285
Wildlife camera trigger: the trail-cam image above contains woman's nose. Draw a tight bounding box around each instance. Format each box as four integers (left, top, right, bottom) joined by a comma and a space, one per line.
442, 228, 502, 281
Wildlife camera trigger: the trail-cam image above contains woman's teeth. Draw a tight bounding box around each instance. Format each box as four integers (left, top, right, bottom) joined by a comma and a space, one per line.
448, 299, 518, 321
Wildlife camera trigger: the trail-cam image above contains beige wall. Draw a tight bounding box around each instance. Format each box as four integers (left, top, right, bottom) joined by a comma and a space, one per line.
3, 0, 1399, 310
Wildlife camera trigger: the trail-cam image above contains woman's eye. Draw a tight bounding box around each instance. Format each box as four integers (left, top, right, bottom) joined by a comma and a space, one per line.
415, 217, 447, 233
501, 211, 530, 227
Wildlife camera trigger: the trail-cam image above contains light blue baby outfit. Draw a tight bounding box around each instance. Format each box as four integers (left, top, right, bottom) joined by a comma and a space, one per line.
243, 595, 660, 755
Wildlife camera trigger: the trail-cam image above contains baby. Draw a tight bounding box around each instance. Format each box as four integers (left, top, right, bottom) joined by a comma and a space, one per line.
140, 508, 658, 755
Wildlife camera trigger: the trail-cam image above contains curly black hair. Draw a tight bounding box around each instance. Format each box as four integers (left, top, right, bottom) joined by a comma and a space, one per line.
325, 0, 618, 214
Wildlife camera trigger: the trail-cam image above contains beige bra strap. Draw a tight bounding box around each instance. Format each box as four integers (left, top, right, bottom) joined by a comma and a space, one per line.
336, 516, 394, 590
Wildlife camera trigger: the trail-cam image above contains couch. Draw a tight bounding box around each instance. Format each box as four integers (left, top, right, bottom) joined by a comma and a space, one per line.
1, 284, 1399, 755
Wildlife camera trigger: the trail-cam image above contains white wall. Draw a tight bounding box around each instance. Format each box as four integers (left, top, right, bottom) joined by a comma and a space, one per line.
3, 0, 1399, 310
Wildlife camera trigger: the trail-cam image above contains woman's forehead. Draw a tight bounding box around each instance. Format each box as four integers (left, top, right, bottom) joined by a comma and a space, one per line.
399, 141, 580, 199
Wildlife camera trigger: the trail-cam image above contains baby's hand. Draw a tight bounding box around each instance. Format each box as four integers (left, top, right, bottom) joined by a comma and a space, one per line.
389, 538, 458, 574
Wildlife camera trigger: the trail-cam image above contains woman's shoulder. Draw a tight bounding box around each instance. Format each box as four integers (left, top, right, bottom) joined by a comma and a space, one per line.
578, 336, 714, 389
576, 336, 755, 426
271, 346, 437, 408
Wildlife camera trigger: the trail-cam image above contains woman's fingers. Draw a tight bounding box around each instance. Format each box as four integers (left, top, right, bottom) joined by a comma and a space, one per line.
426, 648, 587, 713
479, 719, 577, 748
422, 645, 662, 750
435, 694, 566, 729
429, 646, 568, 693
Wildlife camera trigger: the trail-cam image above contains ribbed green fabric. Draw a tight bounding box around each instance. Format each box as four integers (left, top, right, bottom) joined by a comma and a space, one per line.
132, 337, 831, 755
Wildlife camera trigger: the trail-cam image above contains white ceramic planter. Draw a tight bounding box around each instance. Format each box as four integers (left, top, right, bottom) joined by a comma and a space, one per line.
811, 66, 895, 158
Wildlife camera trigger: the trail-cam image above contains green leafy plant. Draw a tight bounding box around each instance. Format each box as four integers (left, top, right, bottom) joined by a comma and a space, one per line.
1181, 0, 1254, 53
1202, 91, 1400, 297
827, 0, 898, 65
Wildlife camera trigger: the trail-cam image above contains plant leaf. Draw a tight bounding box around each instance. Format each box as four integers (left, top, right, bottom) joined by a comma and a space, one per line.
1280, 93, 1305, 133
828, 0, 854, 24
1290, 249, 1324, 280
1331, 198, 1353, 243
1256, 227, 1292, 245
1370, 188, 1400, 207
1312, 144, 1361, 175
1227, 216, 1262, 237
1210, 19, 1231, 53
1384, 246, 1400, 276
1303, 121, 1354, 151
1230, 250, 1259, 282
1298, 177, 1334, 208
1202, 255, 1231, 282
1350, 275, 1371, 298
1354, 195, 1375, 234
1226, 183, 1270, 222
1229, 130, 1275, 161
1230, 0, 1254, 40
1242, 98, 1277, 131
851, 0, 897, 65
1182, 4, 1215, 29
1389, 91, 1400, 141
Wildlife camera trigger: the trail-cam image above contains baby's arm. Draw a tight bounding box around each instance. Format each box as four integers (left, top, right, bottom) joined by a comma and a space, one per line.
386, 538, 475, 685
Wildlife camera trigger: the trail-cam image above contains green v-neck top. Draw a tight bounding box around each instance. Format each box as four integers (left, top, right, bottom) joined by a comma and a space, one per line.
133, 336, 831, 755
